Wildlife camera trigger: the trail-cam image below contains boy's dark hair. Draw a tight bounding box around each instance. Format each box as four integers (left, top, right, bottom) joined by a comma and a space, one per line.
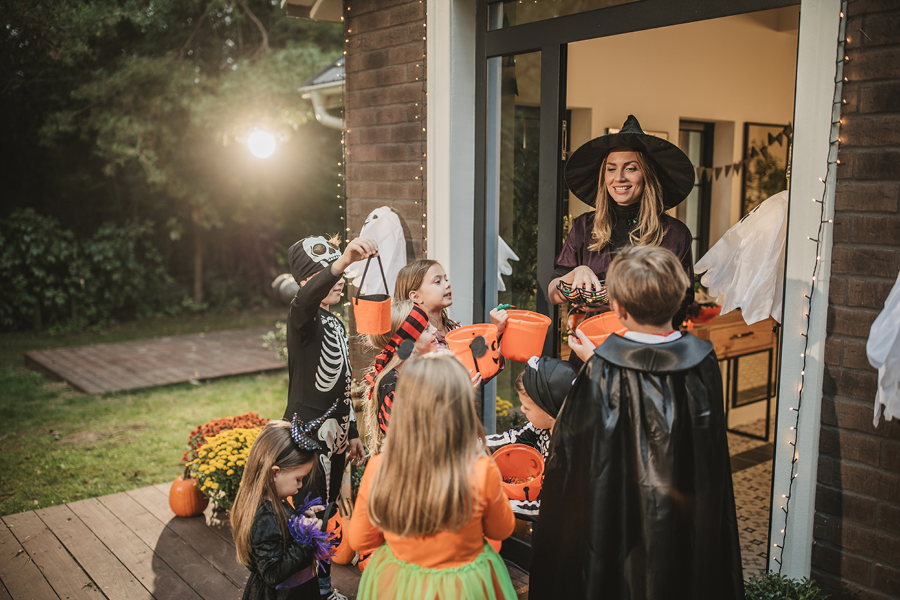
514, 370, 527, 396
605, 245, 690, 327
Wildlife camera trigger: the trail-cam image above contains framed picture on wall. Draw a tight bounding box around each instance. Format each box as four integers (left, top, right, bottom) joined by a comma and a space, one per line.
742, 123, 790, 215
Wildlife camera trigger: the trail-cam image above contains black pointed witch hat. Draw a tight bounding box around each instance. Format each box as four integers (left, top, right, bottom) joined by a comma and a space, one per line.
290, 400, 339, 451
564, 115, 695, 208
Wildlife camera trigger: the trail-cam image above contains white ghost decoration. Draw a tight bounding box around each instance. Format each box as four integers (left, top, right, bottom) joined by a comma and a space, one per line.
695, 190, 788, 325
346, 207, 407, 296
868, 270, 900, 426
498, 236, 519, 292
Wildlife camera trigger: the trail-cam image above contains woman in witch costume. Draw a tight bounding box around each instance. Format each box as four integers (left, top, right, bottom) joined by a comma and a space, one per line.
550, 115, 696, 359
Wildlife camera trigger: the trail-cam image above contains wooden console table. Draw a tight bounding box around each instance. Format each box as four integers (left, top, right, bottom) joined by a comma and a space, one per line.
690, 309, 779, 441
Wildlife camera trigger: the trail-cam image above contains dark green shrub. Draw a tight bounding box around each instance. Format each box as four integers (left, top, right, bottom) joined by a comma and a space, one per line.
0, 209, 80, 330
745, 571, 829, 600
0, 209, 174, 331
77, 220, 174, 324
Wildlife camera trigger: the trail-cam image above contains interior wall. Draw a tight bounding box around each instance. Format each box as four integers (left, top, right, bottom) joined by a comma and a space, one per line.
566, 8, 800, 246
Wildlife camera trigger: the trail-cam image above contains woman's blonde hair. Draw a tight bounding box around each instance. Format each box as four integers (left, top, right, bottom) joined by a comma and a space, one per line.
231, 421, 316, 566
367, 354, 485, 537
394, 259, 452, 330
364, 299, 415, 453
588, 150, 667, 252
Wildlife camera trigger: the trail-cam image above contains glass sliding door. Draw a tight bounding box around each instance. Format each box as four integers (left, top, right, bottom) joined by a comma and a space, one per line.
490, 50, 542, 430
480, 40, 566, 434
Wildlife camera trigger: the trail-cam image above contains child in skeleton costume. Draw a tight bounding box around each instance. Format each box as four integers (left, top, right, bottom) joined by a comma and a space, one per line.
485, 356, 575, 518
286, 234, 376, 600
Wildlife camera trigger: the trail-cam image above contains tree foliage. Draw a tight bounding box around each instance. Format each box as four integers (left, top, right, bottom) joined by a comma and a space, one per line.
0, 209, 173, 331
1, 0, 344, 319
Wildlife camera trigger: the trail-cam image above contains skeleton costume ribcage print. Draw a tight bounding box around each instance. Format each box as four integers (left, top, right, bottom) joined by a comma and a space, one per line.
285, 266, 359, 503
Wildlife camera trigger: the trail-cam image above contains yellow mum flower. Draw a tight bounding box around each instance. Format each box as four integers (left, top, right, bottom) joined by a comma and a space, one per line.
227, 469, 235, 476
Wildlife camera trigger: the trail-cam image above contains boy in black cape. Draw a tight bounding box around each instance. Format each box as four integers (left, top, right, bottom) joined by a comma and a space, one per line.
286, 234, 376, 600
530, 245, 743, 600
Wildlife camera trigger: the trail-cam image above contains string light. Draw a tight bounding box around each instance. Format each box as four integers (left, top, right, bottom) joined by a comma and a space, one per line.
418, 0, 428, 256
773, 0, 846, 575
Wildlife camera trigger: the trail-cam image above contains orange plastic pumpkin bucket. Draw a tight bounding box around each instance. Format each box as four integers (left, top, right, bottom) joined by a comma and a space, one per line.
492, 444, 544, 502
576, 311, 628, 346
327, 512, 354, 564
445, 323, 500, 379
353, 255, 391, 335
500, 309, 551, 363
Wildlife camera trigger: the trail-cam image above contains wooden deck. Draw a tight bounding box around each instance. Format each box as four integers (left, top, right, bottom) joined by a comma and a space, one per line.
24, 327, 285, 395
0, 483, 363, 600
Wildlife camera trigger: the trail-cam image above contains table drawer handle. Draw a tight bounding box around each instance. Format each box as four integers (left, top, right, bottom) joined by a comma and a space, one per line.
730, 332, 755, 340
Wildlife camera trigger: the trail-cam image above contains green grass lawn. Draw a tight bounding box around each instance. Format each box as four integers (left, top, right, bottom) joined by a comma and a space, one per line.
0, 307, 289, 516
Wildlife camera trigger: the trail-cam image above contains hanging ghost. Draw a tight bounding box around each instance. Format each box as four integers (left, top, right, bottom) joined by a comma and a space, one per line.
346, 207, 407, 296
695, 190, 788, 325
498, 236, 520, 293
868, 270, 900, 426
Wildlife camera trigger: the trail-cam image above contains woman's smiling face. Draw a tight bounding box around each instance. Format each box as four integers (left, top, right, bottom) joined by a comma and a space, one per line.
604, 149, 645, 206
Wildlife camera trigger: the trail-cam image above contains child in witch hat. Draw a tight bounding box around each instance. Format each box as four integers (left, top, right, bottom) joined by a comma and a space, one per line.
231, 413, 333, 600
285, 234, 377, 600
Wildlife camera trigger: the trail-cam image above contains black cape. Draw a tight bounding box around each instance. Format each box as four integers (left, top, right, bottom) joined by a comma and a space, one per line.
530, 334, 744, 600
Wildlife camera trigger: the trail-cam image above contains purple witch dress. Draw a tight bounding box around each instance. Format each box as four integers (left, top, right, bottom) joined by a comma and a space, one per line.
555, 211, 695, 328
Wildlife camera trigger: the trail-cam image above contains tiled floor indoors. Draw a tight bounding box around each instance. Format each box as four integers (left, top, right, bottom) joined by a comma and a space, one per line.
728, 418, 774, 581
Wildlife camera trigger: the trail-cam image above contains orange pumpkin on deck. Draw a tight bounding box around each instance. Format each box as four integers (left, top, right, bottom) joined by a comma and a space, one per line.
169, 467, 209, 517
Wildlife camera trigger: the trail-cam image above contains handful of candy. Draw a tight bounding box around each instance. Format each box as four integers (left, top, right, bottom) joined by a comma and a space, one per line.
503, 474, 536, 485
556, 279, 609, 307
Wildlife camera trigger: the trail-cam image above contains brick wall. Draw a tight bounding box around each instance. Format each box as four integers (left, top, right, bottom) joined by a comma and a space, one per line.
814, 1, 900, 598
343, 0, 427, 382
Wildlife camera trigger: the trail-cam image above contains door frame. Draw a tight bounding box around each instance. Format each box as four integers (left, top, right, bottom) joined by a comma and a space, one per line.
428, 0, 842, 579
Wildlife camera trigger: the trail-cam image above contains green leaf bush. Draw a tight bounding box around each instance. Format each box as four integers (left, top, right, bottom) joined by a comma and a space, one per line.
744, 571, 829, 600
0, 209, 173, 331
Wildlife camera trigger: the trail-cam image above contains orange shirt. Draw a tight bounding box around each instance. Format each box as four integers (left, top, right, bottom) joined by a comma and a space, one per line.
348, 454, 515, 569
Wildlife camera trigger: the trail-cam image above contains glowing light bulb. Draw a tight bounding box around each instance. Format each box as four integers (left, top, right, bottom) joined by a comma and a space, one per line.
248, 131, 276, 158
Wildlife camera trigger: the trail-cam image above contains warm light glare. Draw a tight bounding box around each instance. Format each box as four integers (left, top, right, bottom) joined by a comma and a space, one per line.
248, 131, 276, 158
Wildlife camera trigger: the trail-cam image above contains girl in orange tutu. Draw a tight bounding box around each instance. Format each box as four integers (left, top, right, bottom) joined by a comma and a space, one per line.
348, 354, 517, 599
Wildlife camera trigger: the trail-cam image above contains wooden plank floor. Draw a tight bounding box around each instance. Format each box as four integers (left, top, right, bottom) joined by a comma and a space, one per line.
24, 327, 285, 395
0, 484, 363, 600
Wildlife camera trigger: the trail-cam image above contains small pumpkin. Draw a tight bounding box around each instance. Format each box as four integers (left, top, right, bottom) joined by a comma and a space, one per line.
169, 466, 209, 517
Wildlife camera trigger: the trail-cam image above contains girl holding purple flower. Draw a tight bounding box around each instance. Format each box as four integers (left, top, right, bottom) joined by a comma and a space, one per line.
231, 415, 341, 600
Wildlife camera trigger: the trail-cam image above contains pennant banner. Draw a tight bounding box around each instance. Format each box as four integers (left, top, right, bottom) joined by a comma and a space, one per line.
682, 123, 791, 181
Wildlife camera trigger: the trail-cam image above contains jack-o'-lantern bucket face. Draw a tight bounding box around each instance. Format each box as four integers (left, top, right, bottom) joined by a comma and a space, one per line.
445, 324, 500, 379
328, 512, 355, 564
493, 444, 544, 502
